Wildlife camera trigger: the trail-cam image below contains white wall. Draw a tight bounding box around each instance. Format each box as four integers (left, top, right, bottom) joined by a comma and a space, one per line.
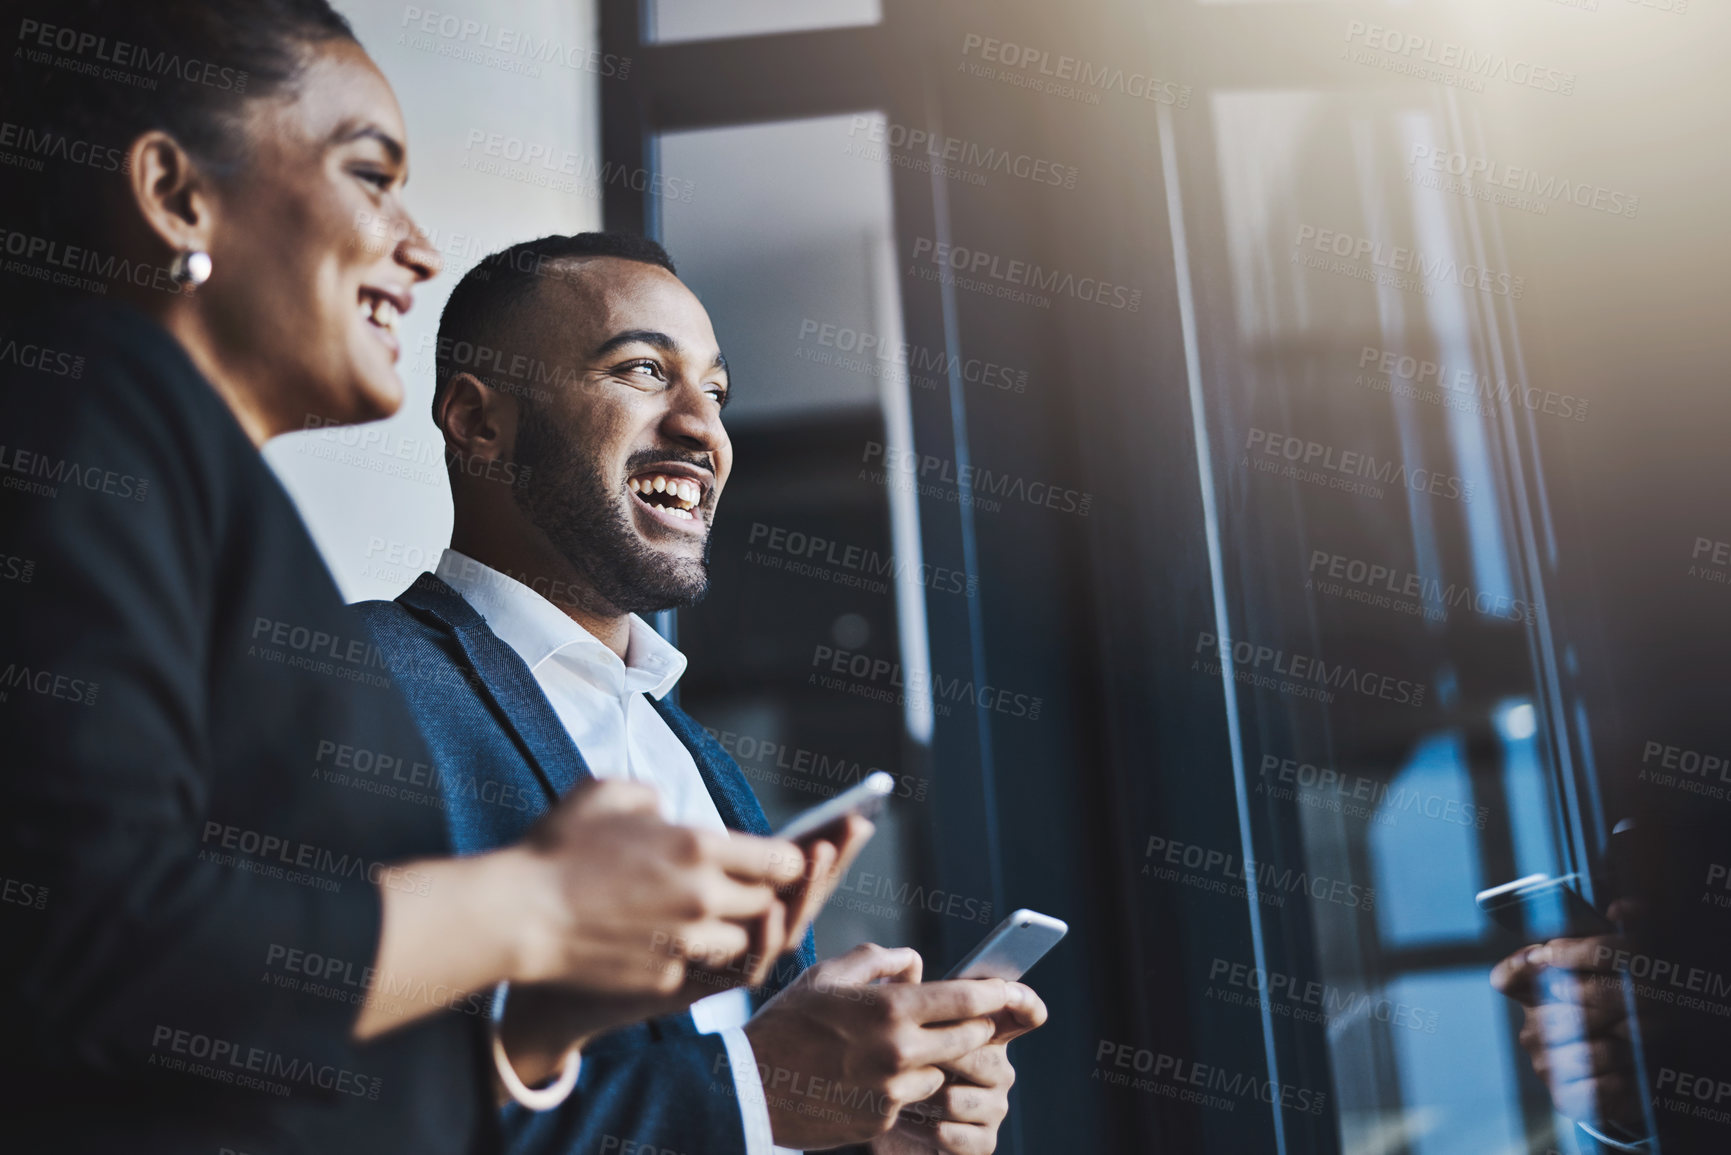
265, 0, 602, 601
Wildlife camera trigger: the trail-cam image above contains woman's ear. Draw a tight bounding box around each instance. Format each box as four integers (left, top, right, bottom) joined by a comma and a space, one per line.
126, 131, 217, 258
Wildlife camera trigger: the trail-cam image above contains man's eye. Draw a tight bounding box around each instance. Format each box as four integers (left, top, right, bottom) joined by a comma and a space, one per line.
353, 168, 394, 190
706, 385, 729, 405
625, 360, 667, 381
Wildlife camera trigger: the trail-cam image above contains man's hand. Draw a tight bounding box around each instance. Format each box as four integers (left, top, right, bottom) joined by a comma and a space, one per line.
870, 984, 1050, 1154
1490, 927, 1644, 1133
515, 778, 806, 999
741, 943, 1014, 1149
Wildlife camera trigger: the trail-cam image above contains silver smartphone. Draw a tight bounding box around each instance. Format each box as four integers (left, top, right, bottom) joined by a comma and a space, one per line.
773, 770, 896, 841
943, 909, 1069, 981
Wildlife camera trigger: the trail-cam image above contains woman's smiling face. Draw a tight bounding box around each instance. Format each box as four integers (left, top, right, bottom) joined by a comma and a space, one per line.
199, 37, 440, 431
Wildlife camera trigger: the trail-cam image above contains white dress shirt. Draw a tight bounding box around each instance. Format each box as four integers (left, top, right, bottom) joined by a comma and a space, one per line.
437, 550, 790, 1154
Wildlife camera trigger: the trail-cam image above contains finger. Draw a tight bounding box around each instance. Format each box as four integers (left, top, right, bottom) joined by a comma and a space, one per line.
715, 833, 808, 887
696, 872, 785, 921
782, 838, 838, 944
990, 984, 1048, 1042
1526, 1000, 1626, 1048
816, 815, 875, 880
671, 919, 750, 968
818, 942, 923, 987
929, 1120, 996, 1155
1544, 1039, 1630, 1085
1536, 936, 1625, 973
926, 1083, 1005, 1127
900, 1016, 1000, 1068
938, 1044, 1012, 1088
1490, 946, 1547, 1004
743, 899, 787, 988
902, 978, 1016, 1025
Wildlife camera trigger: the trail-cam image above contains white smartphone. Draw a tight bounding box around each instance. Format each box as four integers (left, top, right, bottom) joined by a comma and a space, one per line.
773, 770, 897, 841
943, 909, 1069, 981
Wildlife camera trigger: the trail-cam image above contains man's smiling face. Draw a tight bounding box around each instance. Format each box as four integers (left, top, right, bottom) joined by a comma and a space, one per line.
507, 256, 733, 616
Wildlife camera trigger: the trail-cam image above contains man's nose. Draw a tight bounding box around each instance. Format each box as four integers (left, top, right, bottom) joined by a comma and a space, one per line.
662, 384, 726, 452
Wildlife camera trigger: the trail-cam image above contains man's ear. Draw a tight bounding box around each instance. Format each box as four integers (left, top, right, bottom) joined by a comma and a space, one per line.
127, 132, 217, 258
437, 372, 516, 464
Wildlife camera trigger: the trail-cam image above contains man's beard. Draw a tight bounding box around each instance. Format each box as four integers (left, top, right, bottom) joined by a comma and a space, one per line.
512, 417, 711, 617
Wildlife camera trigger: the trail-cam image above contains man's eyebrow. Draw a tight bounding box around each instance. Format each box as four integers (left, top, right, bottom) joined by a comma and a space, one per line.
592, 329, 678, 360
333, 123, 405, 165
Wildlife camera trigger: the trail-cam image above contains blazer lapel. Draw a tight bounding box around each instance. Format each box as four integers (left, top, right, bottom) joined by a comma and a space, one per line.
397, 572, 591, 802
647, 695, 770, 837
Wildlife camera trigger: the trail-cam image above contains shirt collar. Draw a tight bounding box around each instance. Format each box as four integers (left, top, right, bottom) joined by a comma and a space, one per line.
434, 549, 686, 700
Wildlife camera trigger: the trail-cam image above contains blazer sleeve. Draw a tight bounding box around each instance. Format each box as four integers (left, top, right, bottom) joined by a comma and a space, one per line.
0, 346, 382, 1080
502, 1032, 748, 1155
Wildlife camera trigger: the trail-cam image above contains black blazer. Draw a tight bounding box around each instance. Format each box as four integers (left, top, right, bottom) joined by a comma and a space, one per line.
0, 302, 496, 1155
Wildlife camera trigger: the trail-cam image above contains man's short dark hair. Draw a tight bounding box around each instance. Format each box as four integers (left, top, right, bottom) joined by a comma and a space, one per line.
431, 232, 677, 419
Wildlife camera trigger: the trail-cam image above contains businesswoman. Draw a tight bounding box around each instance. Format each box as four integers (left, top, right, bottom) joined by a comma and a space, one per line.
0, 2, 811, 1151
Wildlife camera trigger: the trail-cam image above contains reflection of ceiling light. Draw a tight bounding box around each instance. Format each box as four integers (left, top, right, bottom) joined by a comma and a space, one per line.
1496, 701, 1537, 742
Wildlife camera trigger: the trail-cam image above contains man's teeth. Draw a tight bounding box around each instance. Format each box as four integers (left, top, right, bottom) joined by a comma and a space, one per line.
360, 295, 399, 334
628, 474, 702, 517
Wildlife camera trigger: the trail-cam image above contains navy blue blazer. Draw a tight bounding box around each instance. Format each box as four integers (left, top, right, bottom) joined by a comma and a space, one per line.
355, 573, 816, 1155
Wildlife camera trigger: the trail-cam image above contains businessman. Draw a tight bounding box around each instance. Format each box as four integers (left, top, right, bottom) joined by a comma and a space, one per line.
357, 231, 1047, 1154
